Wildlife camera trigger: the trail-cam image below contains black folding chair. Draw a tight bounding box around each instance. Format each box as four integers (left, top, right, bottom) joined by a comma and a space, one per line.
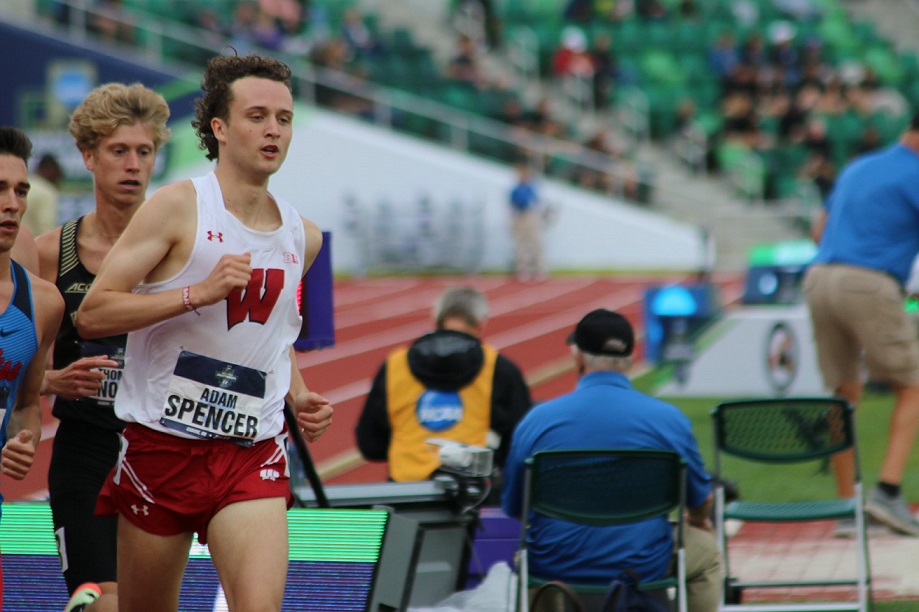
712, 397, 872, 612
517, 449, 688, 612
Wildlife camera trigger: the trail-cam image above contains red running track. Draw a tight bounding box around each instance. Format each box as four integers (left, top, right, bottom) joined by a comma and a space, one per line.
5, 273, 744, 501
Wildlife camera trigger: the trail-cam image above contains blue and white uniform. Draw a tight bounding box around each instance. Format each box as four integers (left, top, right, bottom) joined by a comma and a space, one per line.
0, 260, 38, 510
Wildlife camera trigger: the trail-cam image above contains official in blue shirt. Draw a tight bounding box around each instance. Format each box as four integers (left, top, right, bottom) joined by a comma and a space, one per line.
804, 112, 919, 537
508, 163, 546, 281
502, 309, 721, 611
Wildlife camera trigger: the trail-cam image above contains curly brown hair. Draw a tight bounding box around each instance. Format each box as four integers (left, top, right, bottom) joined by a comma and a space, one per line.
68, 83, 171, 153
192, 54, 292, 161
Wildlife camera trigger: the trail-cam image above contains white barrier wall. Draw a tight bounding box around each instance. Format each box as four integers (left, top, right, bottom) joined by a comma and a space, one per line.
656, 304, 826, 397
162, 105, 708, 275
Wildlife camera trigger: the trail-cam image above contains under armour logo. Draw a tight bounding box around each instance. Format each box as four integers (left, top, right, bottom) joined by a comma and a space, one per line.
260, 469, 280, 482
207, 231, 224, 242
131, 504, 150, 516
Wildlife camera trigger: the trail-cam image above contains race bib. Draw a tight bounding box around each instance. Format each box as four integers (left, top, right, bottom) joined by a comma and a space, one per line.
160, 350, 267, 446
81, 342, 125, 407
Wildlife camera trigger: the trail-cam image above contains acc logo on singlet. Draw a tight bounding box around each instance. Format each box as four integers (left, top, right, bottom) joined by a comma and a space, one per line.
416, 390, 463, 432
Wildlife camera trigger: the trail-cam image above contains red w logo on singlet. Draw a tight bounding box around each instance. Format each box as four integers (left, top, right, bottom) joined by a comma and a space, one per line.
225, 268, 284, 329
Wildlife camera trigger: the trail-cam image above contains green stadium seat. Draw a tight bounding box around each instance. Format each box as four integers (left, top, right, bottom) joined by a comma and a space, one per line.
645, 21, 673, 49
694, 110, 724, 138
867, 112, 908, 143
388, 28, 418, 54
818, 16, 859, 56
639, 51, 686, 87
775, 144, 811, 177
676, 54, 714, 87
614, 20, 646, 54
437, 81, 483, 113
899, 51, 919, 81
863, 45, 904, 86
496, 0, 532, 23
672, 22, 706, 53
645, 84, 691, 138
904, 80, 919, 109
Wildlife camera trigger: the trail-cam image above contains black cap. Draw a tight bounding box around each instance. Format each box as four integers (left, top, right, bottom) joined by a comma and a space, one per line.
567, 309, 634, 357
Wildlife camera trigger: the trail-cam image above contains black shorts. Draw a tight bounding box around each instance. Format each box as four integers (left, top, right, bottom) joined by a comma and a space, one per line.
48, 419, 122, 594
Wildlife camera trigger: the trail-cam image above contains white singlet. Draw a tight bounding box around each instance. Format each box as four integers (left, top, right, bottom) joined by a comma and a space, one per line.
116, 172, 307, 444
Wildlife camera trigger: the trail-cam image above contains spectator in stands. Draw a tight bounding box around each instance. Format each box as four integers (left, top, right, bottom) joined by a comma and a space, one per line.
723, 62, 759, 99
88, 0, 135, 45
445, 34, 492, 89
779, 84, 821, 142
501, 309, 721, 611
739, 32, 768, 73
635, 0, 668, 19
310, 39, 375, 118
278, 12, 314, 57
799, 117, 836, 197
797, 56, 829, 93
708, 32, 741, 84
854, 124, 883, 156
521, 97, 566, 139
678, 0, 701, 19
259, 0, 300, 23
551, 27, 596, 81
454, 0, 502, 50
589, 32, 620, 109
576, 130, 639, 199
722, 92, 762, 147
815, 75, 850, 116
563, 0, 595, 21
340, 8, 385, 60
802, 117, 832, 159
250, 6, 285, 51
192, 8, 231, 59
731, 0, 759, 28
355, 286, 531, 500
23, 153, 62, 237
768, 23, 803, 88
496, 96, 528, 129
800, 150, 836, 199
228, 1, 258, 55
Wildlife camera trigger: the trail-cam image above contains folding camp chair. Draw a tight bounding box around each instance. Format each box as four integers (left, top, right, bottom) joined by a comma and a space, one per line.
517, 449, 688, 612
712, 397, 872, 612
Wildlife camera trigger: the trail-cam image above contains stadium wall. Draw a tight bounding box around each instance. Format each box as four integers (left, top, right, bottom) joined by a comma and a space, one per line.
161, 108, 709, 275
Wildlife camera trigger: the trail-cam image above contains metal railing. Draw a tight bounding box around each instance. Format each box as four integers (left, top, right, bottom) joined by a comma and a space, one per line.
13, 0, 821, 266
33, 0, 653, 203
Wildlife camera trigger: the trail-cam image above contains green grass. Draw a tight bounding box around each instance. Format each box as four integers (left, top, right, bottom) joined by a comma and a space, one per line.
632, 369, 919, 504
631, 372, 919, 607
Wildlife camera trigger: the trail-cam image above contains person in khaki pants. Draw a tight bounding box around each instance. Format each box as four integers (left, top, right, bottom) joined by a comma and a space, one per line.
805, 111, 919, 539
508, 161, 546, 281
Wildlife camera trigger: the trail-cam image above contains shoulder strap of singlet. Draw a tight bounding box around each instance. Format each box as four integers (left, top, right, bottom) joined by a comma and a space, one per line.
10, 260, 33, 322
58, 218, 81, 278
